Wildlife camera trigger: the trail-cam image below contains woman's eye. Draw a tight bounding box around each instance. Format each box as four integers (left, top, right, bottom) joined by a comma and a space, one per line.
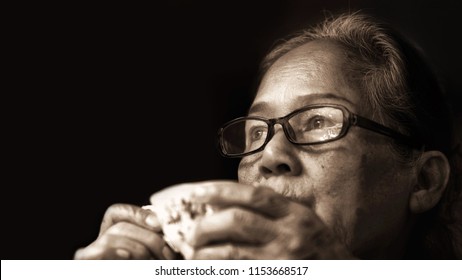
249, 127, 267, 141
308, 116, 326, 130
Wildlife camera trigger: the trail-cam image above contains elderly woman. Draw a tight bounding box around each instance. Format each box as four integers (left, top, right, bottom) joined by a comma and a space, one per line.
75, 12, 461, 260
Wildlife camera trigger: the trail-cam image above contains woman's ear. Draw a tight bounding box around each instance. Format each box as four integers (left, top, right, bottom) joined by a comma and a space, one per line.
409, 151, 451, 214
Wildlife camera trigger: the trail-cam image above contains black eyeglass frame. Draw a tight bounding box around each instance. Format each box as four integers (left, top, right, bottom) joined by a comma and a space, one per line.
218, 104, 423, 158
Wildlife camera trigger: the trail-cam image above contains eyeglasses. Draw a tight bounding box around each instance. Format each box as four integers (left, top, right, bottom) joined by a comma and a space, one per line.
218, 104, 422, 158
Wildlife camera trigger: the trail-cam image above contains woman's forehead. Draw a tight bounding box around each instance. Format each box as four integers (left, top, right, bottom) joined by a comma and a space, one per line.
253, 41, 362, 116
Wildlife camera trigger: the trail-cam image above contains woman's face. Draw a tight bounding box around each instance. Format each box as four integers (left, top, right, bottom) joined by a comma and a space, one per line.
238, 40, 415, 257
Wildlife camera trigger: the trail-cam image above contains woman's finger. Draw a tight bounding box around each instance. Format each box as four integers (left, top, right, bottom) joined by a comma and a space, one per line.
184, 208, 276, 247
99, 203, 161, 235
185, 243, 262, 260
105, 221, 173, 259
74, 234, 151, 259
188, 181, 291, 218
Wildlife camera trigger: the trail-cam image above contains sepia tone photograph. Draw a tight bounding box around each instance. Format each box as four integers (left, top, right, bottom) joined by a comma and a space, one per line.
4, 0, 461, 260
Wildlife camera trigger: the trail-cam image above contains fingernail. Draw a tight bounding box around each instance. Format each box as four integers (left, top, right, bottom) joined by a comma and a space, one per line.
115, 248, 130, 259
142, 205, 156, 212
163, 236, 179, 253
180, 244, 194, 260
146, 215, 160, 228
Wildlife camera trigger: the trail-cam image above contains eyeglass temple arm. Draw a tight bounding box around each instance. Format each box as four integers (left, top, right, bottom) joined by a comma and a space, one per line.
352, 115, 423, 149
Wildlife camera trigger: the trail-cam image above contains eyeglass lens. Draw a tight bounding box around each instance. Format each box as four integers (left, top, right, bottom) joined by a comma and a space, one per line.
221, 107, 345, 156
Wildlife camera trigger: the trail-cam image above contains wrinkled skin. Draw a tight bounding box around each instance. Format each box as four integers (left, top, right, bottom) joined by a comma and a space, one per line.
75, 40, 417, 260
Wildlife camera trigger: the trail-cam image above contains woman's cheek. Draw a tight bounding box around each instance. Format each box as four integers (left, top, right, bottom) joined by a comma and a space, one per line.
237, 156, 260, 183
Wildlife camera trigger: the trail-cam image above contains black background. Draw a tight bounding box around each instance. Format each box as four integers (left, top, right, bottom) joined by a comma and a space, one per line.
4, 0, 461, 259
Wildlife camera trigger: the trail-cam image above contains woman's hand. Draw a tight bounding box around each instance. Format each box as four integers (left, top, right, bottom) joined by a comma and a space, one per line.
177, 181, 355, 259
74, 204, 176, 259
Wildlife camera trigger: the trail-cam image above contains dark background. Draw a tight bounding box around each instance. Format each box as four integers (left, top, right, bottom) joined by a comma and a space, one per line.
4, 0, 461, 259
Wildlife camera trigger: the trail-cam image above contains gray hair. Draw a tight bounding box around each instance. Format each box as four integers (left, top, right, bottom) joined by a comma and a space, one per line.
260, 12, 452, 155
259, 12, 460, 258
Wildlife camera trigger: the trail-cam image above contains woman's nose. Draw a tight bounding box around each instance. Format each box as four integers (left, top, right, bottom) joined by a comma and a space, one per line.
258, 128, 302, 178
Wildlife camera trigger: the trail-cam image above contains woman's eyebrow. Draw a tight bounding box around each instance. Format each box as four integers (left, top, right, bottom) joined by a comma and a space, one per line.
248, 93, 354, 115
248, 102, 270, 115
294, 93, 354, 106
